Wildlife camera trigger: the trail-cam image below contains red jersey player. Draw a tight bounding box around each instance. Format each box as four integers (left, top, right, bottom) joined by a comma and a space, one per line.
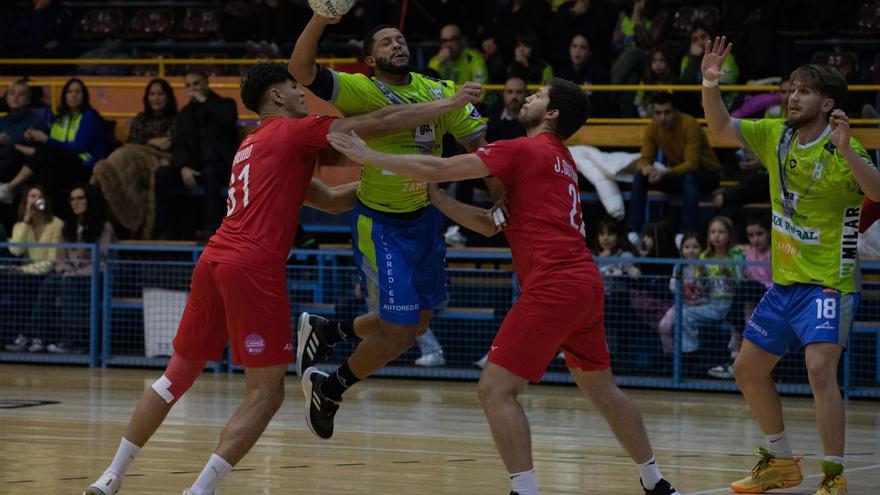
328, 78, 680, 495
84, 62, 482, 495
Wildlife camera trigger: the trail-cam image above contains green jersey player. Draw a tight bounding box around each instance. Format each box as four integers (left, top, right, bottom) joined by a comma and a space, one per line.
289, 13, 489, 440
703, 37, 880, 495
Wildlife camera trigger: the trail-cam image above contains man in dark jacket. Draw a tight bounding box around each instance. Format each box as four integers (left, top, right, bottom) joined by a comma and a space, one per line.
155, 70, 239, 239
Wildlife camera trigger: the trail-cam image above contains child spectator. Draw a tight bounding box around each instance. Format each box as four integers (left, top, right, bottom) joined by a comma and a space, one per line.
595, 216, 641, 296
634, 47, 676, 118
707, 213, 771, 379
658, 232, 703, 354
629, 220, 676, 334
681, 216, 744, 355
507, 31, 553, 84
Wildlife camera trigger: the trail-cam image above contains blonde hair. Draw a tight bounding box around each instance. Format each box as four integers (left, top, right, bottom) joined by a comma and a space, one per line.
703, 215, 737, 257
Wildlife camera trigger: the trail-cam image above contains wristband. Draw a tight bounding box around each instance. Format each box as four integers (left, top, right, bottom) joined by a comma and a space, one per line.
702, 78, 719, 88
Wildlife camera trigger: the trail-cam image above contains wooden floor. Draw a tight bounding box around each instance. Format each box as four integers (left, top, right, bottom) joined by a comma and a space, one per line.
0, 365, 878, 494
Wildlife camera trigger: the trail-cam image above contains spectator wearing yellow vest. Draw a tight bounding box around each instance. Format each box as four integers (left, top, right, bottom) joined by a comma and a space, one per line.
0, 78, 108, 211
428, 25, 488, 88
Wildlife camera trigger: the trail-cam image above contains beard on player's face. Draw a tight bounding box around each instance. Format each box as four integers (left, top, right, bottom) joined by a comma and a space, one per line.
374, 56, 410, 76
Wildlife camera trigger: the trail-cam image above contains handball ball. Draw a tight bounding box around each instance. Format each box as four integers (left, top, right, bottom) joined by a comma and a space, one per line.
309, 0, 354, 18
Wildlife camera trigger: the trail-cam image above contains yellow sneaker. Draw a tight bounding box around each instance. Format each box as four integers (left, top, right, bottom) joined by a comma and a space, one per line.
814, 461, 847, 495
730, 447, 803, 493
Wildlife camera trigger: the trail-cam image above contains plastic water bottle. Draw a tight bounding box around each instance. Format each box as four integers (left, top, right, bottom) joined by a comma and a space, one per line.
35, 198, 45, 211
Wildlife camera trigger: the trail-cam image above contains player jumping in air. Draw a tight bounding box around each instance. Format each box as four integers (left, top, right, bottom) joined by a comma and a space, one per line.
83, 62, 481, 495
328, 78, 680, 495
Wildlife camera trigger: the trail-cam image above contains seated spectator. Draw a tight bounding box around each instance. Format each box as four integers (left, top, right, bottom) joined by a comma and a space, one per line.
549, 0, 614, 67
707, 212, 771, 379
428, 24, 488, 86
7, 0, 72, 63
30, 184, 116, 354
634, 47, 676, 118
2, 185, 63, 352
0, 78, 108, 210
486, 77, 527, 143
555, 34, 611, 115
595, 216, 641, 297
679, 22, 739, 110
507, 31, 553, 84
626, 92, 720, 248
731, 78, 791, 119
155, 70, 238, 239
629, 220, 676, 351
610, 0, 668, 115
0, 78, 47, 229
683, 217, 743, 358
91, 78, 177, 239
713, 148, 770, 235
658, 232, 704, 354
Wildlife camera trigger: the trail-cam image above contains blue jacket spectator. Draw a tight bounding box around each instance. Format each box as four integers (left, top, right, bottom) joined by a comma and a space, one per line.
0, 79, 47, 182
0, 79, 108, 212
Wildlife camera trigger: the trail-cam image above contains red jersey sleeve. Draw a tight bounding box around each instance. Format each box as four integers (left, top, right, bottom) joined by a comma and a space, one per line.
287, 115, 337, 151
861, 196, 880, 233
475, 138, 522, 185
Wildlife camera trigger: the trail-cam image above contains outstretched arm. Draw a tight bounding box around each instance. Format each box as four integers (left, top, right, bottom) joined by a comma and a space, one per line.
830, 110, 880, 201
428, 185, 501, 238
328, 131, 490, 182
289, 14, 339, 86
304, 178, 359, 214
328, 83, 482, 139
700, 36, 738, 143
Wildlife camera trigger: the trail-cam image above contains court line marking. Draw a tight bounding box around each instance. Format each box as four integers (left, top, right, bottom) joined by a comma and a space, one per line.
684, 463, 880, 495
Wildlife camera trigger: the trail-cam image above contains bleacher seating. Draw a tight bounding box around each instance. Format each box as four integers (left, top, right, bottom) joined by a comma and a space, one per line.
175, 8, 221, 41
75, 8, 124, 40
811, 51, 860, 82
124, 9, 176, 40
670, 6, 720, 37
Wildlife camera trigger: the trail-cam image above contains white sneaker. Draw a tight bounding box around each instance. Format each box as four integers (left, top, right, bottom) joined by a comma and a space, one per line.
473, 353, 488, 369
707, 362, 734, 379
83, 471, 122, 495
0, 183, 12, 204
28, 338, 44, 353
444, 225, 466, 247
182, 490, 212, 495
5, 334, 29, 352
414, 350, 446, 367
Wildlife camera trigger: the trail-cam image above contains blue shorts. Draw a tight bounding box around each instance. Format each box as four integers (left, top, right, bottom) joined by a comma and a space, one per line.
743, 283, 859, 356
351, 201, 448, 325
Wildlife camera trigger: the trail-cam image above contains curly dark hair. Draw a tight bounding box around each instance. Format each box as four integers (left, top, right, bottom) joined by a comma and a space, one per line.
142, 78, 178, 119
547, 77, 591, 139
240, 62, 295, 113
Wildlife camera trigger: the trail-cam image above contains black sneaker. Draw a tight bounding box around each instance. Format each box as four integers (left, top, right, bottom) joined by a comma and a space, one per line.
642, 478, 680, 495
296, 313, 332, 376
302, 367, 339, 440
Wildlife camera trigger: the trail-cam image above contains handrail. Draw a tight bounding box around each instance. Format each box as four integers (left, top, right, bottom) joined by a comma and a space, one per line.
0, 57, 358, 77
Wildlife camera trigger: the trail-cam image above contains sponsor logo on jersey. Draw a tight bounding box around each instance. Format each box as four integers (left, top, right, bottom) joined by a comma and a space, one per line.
822, 287, 839, 296
244, 333, 265, 355
815, 321, 836, 330
748, 320, 768, 336
840, 206, 860, 278
772, 211, 820, 244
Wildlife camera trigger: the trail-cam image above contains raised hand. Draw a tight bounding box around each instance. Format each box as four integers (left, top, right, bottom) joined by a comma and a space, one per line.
700, 36, 732, 82
328, 131, 372, 164
452, 82, 483, 107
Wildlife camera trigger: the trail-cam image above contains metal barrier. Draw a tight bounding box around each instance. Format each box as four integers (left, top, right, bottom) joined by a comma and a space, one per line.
1, 242, 878, 399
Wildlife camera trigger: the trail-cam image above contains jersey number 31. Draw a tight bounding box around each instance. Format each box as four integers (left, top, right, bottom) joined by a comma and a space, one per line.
226, 164, 250, 216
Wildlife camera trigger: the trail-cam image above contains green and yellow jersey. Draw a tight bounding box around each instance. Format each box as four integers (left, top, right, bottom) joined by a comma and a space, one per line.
428, 48, 488, 87
308, 66, 486, 213
736, 118, 873, 293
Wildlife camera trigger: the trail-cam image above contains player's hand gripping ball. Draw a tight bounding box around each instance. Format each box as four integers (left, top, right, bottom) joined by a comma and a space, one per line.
309, 0, 354, 18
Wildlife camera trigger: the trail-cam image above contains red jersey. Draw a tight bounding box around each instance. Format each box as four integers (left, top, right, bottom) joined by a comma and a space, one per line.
201, 115, 336, 274
475, 132, 602, 290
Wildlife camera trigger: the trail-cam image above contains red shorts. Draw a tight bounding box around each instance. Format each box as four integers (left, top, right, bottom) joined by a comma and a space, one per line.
173, 259, 293, 368
488, 281, 610, 382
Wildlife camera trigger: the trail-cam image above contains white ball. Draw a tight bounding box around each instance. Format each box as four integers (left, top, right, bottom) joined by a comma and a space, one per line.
308, 0, 354, 18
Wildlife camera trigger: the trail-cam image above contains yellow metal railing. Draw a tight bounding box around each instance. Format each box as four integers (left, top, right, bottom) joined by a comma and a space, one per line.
0, 57, 358, 77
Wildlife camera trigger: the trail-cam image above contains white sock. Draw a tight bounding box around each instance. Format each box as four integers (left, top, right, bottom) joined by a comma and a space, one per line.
107, 437, 141, 476
765, 430, 793, 459
510, 468, 538, 495
824, 455, 845, 470
637, 457, 663, 490
190, 453, 232, 495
